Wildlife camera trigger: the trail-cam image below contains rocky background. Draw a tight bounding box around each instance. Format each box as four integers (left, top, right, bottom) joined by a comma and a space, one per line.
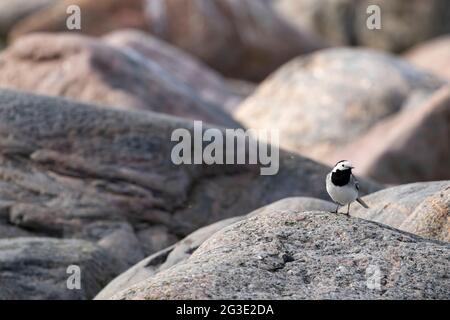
0, 0, 448, 300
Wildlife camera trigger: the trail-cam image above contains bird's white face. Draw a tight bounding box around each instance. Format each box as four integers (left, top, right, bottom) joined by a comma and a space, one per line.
333, 160, 354, 172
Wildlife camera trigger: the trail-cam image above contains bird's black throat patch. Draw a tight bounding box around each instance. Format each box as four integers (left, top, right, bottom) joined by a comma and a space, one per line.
331, 169, 351, 186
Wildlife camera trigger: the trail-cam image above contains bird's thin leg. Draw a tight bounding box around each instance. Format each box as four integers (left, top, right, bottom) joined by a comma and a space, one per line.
333, 203, 339, 213
346, 203, 351, 215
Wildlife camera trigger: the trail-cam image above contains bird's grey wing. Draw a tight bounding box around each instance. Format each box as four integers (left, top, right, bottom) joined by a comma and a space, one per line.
351, 174, 360, 191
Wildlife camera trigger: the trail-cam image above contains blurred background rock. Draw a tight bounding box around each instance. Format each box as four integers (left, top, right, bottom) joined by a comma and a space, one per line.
0, 0, 449, 300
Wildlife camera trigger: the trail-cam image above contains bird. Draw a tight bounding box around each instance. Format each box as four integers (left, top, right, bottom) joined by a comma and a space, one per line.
326, 160, 369, 215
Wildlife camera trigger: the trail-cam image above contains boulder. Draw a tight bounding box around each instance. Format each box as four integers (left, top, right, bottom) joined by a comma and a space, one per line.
95, 197, 335, 299
352, 181, 450, 242
82, 222, 145, 268
273, 0, 450, 52
0, 237, 124, 299
8, 0, 326, 81
0, 0, 57, 37
135, 226, 178, 257
0, 32, 239, 128
9, 0, 148, 39
103, 29, 245, 113
273, 0, 357, 46
110, 208, 450, 299
235, 48, 444, 161
143, 0, 326, 81
0, 222, 35, 238
0, 89, 381, 268
330, 86, 450, 184
405, 35, 450, 82
353, 0, 450, 53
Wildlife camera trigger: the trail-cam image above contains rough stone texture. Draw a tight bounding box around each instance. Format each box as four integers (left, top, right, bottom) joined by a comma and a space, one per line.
0, 89, 381, 270
0, 237, 124, 300
111, 208, 450, 300
103, 29, 245, 113
8, 0, 326, 82
236, 48, 444, 161
0, 33, 239, 128
9, 0, 148, 39
273, 0, 356, 46
0, 0, 57, 37
273, 0, 450, 53
352, 181, 450, 243
330, 87, 450, 184
95, 197, 335, 299
405, 35, 450, 82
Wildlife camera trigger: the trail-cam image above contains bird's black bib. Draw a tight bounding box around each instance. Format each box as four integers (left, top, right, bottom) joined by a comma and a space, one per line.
331, 169, 351, 186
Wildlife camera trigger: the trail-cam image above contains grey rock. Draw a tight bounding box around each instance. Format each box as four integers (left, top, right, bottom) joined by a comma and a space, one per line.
141, 0, 327, 81
0, 222, 35, 239
352, 181, 450, 242
0, 237, 124, 300
0, 89, 381, 268
8, 0, 326, 81
9, 0, 148, 40
83, 222, 145, 270
405, 35, 450, 82
111, 207, 450, 299
0, 0, 57, 37
236, 48, 444, 161
136, 226, 178, 257
353, 0, 450, 53
273, 0, 356, 46
95, 197, 335, 299
329, 86, 450, 184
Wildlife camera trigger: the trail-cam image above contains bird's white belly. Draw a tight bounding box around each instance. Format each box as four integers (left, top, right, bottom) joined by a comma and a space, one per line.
326, 184, 358, 205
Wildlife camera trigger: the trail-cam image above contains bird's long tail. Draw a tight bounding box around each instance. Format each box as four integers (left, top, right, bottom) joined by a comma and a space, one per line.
356, 198, 369, 209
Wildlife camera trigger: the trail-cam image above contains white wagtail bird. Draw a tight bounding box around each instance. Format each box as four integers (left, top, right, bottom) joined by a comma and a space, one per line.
326, 160, 369, 215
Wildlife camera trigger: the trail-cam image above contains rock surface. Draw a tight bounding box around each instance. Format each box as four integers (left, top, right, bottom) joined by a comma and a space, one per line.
9, 0, 148, 39
405, 35, 450, 82
352, 181, 450, 242
95, 197, 335, 299
0, 237, 124, 300
103, 29, 244, 113
0, 89, 380, 269
111, 208, 450, 299
236, 48, 444, 161
0, 222, 35, 239
8, 0, 326, 81
0, 0, 57, 37
0, 32, 239, 128
273, 0, 356, 46
330, 86, 450, 184
273, 0, 450, 52
143, 0, 326, 81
